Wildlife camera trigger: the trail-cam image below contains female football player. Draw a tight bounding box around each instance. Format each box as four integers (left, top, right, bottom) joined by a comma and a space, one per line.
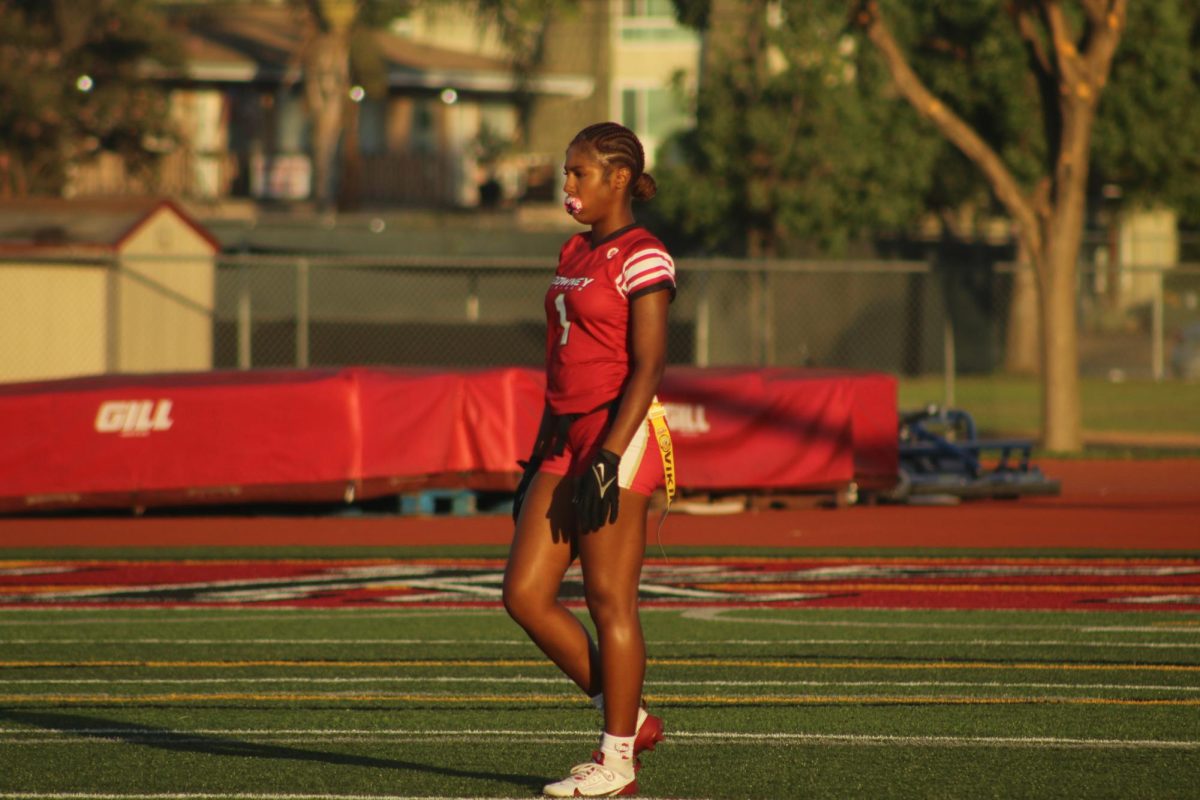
503, 121, 675, 798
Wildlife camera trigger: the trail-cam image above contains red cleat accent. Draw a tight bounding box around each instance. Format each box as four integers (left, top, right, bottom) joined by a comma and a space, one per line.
634, 711, 664, 755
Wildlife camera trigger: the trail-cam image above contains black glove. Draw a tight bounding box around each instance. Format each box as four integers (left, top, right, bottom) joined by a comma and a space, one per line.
512, 459, 538, 523
573, 449, 621, 533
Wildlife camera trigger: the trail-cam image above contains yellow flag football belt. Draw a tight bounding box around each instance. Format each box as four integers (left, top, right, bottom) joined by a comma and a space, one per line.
647, 400, 676, 509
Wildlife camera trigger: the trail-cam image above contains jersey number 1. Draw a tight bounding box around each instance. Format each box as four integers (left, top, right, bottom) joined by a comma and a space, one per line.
554, 293, 571, 346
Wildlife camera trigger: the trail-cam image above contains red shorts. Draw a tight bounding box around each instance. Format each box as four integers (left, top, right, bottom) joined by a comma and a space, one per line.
539, 404, 666, 497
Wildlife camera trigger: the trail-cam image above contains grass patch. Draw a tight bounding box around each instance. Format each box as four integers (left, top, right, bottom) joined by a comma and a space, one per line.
1, 551, 1199, 798
1037, 447, 1200, 460
898, 374, 1200, 435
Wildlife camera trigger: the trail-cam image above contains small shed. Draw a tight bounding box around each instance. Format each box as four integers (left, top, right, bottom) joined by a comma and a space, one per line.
0, 198, 220, 383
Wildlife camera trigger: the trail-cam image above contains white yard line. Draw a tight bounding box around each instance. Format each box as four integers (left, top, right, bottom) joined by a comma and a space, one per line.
0, 610, 501, 627
2, 639, 533, 646
679, 607, 1200, 633
7, 636, 1199, 648
0, 728, 1195, 751
1, 607, 1197, 633
0, 690, 1196, 706
0, 795, 536, 800
1, 676, 1197, 692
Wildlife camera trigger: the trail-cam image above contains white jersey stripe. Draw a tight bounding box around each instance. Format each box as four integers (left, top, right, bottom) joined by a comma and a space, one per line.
623, 248, 673, 271
626, 269, 675, 293
624, 257, 674, 280
618, 249, 675, 297
624, 260, 674, 281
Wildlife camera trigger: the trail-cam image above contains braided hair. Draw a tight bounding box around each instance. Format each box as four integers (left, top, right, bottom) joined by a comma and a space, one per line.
570, 122, 657, 201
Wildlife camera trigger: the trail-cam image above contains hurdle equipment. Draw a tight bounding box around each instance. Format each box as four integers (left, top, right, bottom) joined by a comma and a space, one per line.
886, 406, 1060, 502
399, 488, 477, 516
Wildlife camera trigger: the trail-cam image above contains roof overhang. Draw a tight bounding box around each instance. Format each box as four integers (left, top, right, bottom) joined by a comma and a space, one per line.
386, 68, 593, 98
155, 61, 593, 99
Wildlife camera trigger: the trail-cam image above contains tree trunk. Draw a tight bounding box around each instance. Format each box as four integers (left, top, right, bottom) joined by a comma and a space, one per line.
851, 0, 1126, 453
1038, 190, 1088, 446
303, 28, 349, 210
1037, 60, 1098, 450
1037, 229, 1083, 451
338, 94, 362, 211
1004, 240, 1041, 375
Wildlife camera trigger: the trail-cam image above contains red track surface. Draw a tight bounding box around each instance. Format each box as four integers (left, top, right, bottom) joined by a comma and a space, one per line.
3, 556, 1197, 611
0, 460, 1196, 550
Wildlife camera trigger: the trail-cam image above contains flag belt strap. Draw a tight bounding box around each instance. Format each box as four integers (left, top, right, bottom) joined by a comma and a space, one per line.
647, 400, 675, 509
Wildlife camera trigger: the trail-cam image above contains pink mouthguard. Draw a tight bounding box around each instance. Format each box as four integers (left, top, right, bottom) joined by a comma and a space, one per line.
564, 196, 583, 216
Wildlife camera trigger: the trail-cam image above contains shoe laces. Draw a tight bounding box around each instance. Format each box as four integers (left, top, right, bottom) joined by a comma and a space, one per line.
568, 752, 619, 783
573, 752, 607, 772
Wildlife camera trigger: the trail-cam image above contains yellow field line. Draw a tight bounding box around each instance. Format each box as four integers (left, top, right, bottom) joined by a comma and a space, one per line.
0, 692, 1196, 707
3, 658, 1199, 673
0, 659, 546, 669
652, 658, 1200, 673
690, 583, 1200, 594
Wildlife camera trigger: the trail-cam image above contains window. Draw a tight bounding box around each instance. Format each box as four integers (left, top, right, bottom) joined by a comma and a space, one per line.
412, 99, 437, 154
623, 0, 676, 17
275, 91, 309, 154
621, 87, 689, 144
357, 98, 386, 157
620, 86, 690, 164
619, 0, 697, 43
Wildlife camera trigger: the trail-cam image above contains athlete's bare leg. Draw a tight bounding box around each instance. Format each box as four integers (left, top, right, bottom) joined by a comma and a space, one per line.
577, 487, 650, 737
502, 470, 601, 695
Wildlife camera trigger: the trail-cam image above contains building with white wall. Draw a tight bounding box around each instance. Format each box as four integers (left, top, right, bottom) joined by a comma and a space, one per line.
0, 199, 218, 383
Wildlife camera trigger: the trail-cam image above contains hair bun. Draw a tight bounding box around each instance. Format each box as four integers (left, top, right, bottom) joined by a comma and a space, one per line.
632, 172, 657, 201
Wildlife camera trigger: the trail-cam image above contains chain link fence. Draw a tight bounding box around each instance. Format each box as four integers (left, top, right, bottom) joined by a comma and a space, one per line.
3, 253, 1199, 387
1076, 264, 1200, 381
210, 256, 949, 373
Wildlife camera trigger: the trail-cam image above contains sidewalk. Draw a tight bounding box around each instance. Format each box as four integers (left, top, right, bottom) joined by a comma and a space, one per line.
1082, 429, 1200, 449
1, 458, 1196, 551
1003, 428, 1200, 450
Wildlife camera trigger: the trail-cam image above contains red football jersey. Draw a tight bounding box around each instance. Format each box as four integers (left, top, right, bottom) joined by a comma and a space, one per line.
544, 224, 676, 414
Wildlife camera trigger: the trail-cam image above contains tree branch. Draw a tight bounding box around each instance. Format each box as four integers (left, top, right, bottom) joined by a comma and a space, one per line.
52, 0, 91, 54
1043, 2, 1082, 89
851, 0, 1042, 254
1080, 0, 1125, 91
1011, 4, 1060, 178
1011, 3, 1052, 77
1079, 0, 1107, 25
303, 0, 330, 32
1043, 0, 1125, 107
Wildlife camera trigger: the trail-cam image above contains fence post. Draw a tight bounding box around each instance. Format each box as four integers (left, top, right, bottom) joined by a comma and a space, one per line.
747, 269, 761, 366
695, 272, 710, 367
763, 268, 775, 366
296, 257, 309, 368
237, 264, 252, 370
1152, 266, 1164, 382
943, 311, 956, 409
466, 272, 480, 322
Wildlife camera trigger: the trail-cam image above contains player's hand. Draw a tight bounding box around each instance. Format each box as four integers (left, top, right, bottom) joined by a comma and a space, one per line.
574, 449, 621, 533
512, 459, 537, 523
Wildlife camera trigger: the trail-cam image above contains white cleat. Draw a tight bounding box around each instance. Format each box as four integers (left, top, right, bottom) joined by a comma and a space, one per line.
543, 751, 638, 797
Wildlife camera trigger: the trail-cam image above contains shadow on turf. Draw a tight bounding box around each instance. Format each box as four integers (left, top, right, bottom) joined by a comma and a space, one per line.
0, 709, 545, 792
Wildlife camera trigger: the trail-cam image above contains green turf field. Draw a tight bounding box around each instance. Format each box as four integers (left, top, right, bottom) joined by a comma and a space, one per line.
897, 375, 1200, 444
2, 557, 1199, 800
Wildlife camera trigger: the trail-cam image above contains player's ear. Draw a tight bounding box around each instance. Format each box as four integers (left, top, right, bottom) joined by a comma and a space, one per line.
610, 166, 631, 191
